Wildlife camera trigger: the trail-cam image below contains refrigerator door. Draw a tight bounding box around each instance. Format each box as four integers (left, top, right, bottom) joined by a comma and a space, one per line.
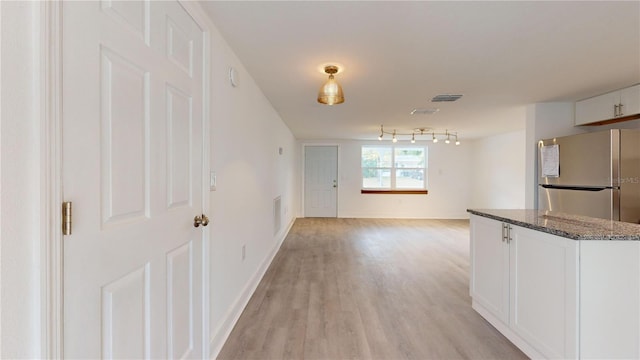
538, 186, 614, 220
620, 129, 640, 224
538, 130, 616, 187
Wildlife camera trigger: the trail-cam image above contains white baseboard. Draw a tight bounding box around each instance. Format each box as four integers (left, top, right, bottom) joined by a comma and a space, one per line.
208, 217, 296, 359
334, 213, 471, 220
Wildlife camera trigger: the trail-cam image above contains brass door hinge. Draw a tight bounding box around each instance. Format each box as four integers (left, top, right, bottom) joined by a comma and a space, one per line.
62, 201, 72, 235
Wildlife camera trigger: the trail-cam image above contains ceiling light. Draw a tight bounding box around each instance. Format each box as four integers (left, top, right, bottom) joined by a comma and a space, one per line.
376, 125, 461, 145
317, 65, 344, 105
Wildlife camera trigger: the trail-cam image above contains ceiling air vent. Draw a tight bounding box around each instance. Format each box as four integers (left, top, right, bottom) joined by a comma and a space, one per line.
410, 108, 439, 115
431, 94, 463, 102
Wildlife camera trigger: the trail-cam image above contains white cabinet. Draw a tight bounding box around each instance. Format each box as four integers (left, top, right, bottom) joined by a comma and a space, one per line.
575, 84, 640, 125
620, 85, 640, 117
508, 225, 578, 359
575, 91, 620, 125
470, 215, 509, 324
471, 213, 640, 359
470, 215, 578, 359
580, 241, 640, 359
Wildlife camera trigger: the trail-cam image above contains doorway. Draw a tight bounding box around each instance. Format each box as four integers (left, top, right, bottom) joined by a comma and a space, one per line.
304, 146, 338, 217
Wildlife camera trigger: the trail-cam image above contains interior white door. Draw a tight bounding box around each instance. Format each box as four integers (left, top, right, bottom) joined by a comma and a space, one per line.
62, 1, 205, 358
304, 146, 338, 217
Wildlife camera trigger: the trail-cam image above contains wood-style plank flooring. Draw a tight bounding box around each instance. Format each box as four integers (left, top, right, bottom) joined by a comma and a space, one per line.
217, 218, 527, 360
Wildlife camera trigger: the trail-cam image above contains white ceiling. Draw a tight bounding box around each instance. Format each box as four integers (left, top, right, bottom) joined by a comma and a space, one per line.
200, 1, 640, 141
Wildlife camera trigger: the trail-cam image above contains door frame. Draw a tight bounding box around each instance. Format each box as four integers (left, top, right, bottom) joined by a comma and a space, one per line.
40, 1, 212, 358
301, 143, 340, 218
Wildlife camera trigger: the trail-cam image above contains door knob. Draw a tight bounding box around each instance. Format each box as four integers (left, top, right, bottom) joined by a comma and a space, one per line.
194, 214, 210, 227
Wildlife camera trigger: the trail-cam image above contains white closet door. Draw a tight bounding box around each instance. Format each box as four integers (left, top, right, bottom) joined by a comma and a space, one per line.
62, 1, 205, 358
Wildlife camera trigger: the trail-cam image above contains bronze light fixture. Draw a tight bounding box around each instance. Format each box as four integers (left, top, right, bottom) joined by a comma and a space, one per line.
317, 65, 344, 105
377, 125, 461, 145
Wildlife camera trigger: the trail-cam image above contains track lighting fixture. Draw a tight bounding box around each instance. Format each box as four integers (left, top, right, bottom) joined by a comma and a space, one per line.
376, 125, 461, 145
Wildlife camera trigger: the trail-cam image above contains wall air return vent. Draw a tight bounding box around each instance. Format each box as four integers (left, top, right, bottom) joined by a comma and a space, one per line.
431, 94, 463, 102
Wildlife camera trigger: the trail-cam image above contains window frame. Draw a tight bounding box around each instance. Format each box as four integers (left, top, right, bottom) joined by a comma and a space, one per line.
361, 145, 428, 193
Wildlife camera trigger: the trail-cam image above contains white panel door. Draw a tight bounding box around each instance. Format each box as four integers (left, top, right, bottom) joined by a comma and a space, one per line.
62, 1, 205, 358
304, 146, 338, 217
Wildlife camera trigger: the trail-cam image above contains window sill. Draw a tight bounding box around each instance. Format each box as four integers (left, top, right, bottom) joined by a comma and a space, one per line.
361, 189, 428, 195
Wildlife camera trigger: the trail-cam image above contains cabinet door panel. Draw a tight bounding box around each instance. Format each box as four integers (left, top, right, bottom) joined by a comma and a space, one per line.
575, 91, 619, 125
620, 84, 640, 117
470, 215, 509, 324
509, 226, 578, 359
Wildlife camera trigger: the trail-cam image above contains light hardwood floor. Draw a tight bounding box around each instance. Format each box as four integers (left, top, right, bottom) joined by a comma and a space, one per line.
217, 218, 527, 360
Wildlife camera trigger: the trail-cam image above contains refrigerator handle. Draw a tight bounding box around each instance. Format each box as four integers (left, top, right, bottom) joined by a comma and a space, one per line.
612, 187, 620, 221
539, 184, 611, 191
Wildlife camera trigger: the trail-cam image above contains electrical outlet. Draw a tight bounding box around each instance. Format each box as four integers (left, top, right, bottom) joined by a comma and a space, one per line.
242, 245, 246, 261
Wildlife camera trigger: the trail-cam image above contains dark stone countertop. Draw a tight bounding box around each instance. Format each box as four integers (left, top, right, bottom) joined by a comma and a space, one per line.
467, 209, 640, 240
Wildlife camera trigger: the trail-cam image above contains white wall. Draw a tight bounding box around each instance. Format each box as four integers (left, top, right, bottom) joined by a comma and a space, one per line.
0, 2, 42, 358
470, 130, 526, 209
300, 139, 472, 219
206, 19, 299, 356
524, 102, 587, 208
523, 102, 640, 208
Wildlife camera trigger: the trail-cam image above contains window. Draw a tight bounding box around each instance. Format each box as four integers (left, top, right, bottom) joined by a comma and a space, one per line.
361, 145, 427, 191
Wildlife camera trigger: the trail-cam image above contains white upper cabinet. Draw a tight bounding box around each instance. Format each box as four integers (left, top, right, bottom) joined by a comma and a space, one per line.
619, 84, 640, 118
575, 84, 640, 125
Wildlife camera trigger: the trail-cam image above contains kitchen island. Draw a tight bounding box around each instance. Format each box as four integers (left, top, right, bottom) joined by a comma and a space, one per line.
468, 209, 639, 359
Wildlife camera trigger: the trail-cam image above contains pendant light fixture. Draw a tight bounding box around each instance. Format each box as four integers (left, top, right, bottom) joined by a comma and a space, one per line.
317, 65, 344, 105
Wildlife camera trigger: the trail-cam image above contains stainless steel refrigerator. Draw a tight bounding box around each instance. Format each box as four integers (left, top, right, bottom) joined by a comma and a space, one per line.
538, 129, 640, 223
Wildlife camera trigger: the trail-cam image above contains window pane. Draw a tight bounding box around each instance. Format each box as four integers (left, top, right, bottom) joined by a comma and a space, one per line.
394, 148, 425, 169
362, 147, 392, 168
362, 169, 391, 189
396, 169, 425, 189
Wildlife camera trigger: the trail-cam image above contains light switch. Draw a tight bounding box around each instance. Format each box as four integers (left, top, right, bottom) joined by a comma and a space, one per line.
210, 171, 217, 191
